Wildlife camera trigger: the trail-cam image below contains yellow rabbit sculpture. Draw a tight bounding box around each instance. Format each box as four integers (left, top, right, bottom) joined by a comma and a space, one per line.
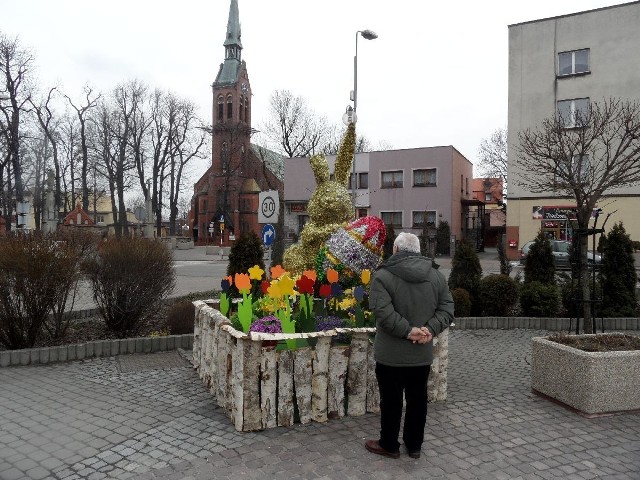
283, 123, 356, 275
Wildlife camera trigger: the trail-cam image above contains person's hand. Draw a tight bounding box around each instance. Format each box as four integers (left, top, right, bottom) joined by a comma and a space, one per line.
407, 327, 432, 344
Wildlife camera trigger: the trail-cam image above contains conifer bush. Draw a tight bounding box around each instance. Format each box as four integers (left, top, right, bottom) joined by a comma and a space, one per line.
227, 231, 265, 276
436, 220, 451, 255
84, 237, 175, 338
600, 222, 638, 317
524, 231, 555, 285
382, 223, 396, 260
448, 239, 482, 313
450, 288, 471, 317
479, 274, 519, 316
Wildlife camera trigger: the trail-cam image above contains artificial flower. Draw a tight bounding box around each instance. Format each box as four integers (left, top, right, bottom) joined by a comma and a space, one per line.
326, 268, 339, 284
250, 316, 283, 334
331, 282, 344, 297
248, 265, 265, 281
319, 284, 332, 298
234, 273, 251, 292
353, 285, 366, 302
302, 269, 317, 282
361, 269, 371, 285
261, 280, 270, 294
278, 274, 296, 297
267, 282, 282, 299
270, 264, 286, 280
220, 278, 231, 292
296, 274, 315, 295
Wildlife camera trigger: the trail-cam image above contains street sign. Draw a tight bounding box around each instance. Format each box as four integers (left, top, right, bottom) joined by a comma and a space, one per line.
262, 224, 275, 246
258, 191, 279, 223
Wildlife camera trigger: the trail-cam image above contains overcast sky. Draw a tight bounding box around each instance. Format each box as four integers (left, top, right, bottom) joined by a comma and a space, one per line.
1, 0, 628, 181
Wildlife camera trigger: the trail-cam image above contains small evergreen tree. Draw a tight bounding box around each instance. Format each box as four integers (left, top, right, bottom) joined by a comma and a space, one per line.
497, 235, 512, 275
270, 221, 285, 267
382, 224, 396, 261
436, 220, 451, 255
227, 231, 265, 278
524, 231, 555, 285
601, 222, 638, 317
448, 239, 482, 313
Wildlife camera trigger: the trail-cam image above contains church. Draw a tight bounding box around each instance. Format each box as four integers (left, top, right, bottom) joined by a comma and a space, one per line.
190, 0, 284, 246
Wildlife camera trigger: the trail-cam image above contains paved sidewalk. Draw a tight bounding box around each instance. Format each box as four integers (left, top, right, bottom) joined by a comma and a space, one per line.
1, 330, 638, 480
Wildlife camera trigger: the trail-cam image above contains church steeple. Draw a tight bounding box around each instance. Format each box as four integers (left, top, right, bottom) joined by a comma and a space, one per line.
223, 0, 242, 61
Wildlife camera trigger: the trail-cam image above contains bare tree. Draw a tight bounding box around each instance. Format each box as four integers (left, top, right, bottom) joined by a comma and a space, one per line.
65, 84, 101, 211
0, 33, 34, 228
477, 127, 508, 188
260, 90, 332, 158
515, 98, 640, 333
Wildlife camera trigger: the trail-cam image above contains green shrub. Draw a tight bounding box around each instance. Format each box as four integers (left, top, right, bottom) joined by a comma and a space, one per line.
449, 239, 482, 314
451, 288, 471, 317
165, 300, 196, 335
519, 281, 560, 317
436, 220, 451, 256
600, 223, 638, 317
382, 224, 396, 261
524, 231, 555, 285
84, 237, 175, 338
479, 274, 519, 316
0, 232, 83, 349
227, 232, 264, 296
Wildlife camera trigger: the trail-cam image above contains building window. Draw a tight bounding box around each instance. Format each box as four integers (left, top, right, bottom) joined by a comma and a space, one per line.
244, 97, 249, 123
95, 215, 105, 224
558, 154, 590, 183
348, 173, 355, 190
227, 95, 233, 119
485, 192, 492, 202
465, 177, 469, 195
239, 95, 244, 122
381, 211, 402, 228
221, 143, 229, 173
460, 174, 463, 193
413, 168, 436, 187
358, 172, 368, 189
558, 49, 589, 76
357, 208, 368, 218
217, 95, 224, 122
557, 98, 590, 128
298, 215, 310, 232
381, 170, 403, 188
412, 211, 436, 228
202, 199, 207, 212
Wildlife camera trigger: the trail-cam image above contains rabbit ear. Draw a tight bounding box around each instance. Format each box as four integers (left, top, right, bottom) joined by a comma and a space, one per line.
310, 154, 330, 185
333, 122, 355, 186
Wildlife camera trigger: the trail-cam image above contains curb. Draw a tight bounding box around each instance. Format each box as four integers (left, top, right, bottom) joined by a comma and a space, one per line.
0, 334, 194, 368
454, 317, 639, 331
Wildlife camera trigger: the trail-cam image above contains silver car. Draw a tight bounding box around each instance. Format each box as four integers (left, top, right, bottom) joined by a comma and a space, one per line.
519, 240, 602, 268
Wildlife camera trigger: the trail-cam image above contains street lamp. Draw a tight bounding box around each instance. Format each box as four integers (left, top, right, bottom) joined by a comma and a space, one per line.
349, 29, 378, 210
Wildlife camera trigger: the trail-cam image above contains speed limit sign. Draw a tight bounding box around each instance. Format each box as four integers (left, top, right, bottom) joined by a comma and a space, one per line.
258, 190, 279, 223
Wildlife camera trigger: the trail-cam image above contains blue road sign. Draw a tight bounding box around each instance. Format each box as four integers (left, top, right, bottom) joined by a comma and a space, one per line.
262, 224, 275, 246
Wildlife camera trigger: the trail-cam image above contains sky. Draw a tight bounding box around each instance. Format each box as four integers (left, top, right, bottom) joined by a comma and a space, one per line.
1, 0, 629, 182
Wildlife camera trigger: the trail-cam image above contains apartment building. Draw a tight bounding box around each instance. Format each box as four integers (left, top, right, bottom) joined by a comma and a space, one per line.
506, 1, 640, 259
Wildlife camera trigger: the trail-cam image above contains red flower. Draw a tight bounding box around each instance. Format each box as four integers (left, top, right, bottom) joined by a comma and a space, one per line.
296, 275, 315, 295
261, 280, 270, 294
319, 284, 332, 298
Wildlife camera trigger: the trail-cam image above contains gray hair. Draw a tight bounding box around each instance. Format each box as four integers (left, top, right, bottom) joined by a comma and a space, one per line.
393, 232, 421, 253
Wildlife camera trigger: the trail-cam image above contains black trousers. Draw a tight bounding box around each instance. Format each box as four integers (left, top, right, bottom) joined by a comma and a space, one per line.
376, 363, 431, 453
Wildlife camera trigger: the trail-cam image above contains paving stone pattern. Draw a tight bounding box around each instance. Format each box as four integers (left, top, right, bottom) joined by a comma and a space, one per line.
0, 330, 638, 480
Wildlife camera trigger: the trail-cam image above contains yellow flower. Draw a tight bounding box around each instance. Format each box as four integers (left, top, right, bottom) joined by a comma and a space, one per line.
248, 265, 264, 281
361, 269, 371, 285
278, 274, 296, 297
267, 282, 282, 299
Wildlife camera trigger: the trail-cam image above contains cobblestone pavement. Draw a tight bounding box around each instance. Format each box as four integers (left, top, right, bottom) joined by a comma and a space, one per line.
1, 330, 638, 480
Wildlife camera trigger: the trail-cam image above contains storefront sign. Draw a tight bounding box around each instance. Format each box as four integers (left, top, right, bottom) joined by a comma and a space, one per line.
290, 203, 307, 213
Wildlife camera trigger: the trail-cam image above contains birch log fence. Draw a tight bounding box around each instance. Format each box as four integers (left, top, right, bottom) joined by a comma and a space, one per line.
192, 300, 449, 432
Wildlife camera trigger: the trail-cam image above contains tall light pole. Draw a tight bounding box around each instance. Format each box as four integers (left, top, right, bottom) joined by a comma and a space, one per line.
348, 29, 378, 211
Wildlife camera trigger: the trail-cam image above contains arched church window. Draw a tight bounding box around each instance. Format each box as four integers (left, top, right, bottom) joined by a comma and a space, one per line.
239, 95, 244, 122
244, 96, 249, 124
217, 95, 224, 122
221, 142, 229, 173
227, 95, 233, 120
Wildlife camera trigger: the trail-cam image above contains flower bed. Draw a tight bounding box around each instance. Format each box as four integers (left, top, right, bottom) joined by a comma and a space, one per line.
192, 301, 449, 432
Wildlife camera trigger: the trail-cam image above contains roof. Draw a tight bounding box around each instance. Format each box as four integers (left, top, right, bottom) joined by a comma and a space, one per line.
63, 203, 95, 226
509, 1, 640, 27
251, 144, 285, 181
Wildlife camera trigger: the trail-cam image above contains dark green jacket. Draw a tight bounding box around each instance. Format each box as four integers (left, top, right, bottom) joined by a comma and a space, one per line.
370, 251, 454, 367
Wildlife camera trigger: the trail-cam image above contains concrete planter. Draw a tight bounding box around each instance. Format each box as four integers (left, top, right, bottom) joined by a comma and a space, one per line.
193, 301, 449, 432
531, 334, 640, 416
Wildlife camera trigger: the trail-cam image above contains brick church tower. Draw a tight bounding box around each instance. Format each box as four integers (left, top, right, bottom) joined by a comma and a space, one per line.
190, 0, 283, 246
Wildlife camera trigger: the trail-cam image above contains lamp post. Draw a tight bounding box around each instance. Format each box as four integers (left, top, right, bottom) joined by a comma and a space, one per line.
347, 29, 377, 211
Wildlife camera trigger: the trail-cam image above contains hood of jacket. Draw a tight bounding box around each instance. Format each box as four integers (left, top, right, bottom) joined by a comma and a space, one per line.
378, 251, 436, 283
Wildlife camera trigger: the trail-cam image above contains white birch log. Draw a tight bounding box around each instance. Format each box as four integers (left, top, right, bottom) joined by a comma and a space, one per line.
225, 332, 236, 417
237, 338, 262, 431
293, 347, 313, 424
327, 345, 349, 419
260, 346, 277, 428
311, 337, 330, 423
346, 332, 369, 416
232, 337, 244, 431
365, 342, 380, 414
216, 326, 229, 408
191, 304, 202, 371
277, 349, 294, 427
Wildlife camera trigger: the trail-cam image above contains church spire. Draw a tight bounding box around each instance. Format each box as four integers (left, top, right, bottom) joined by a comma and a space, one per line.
215, 0, 243, 86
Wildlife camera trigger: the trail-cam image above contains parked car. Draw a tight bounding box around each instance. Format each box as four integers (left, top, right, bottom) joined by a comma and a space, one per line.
519, 239, 602, 268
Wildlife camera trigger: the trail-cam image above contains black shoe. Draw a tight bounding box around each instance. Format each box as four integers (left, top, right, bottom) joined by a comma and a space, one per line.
365, 439, 400, 459
407, 450, 421, 459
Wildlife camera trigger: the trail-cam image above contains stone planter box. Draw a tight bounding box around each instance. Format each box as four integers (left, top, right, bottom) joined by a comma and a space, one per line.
531, 334, 640, 416
193, 301, 449, 432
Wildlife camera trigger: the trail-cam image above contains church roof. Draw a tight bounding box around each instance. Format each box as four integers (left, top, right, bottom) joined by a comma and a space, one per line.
251, 144, 285, 181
